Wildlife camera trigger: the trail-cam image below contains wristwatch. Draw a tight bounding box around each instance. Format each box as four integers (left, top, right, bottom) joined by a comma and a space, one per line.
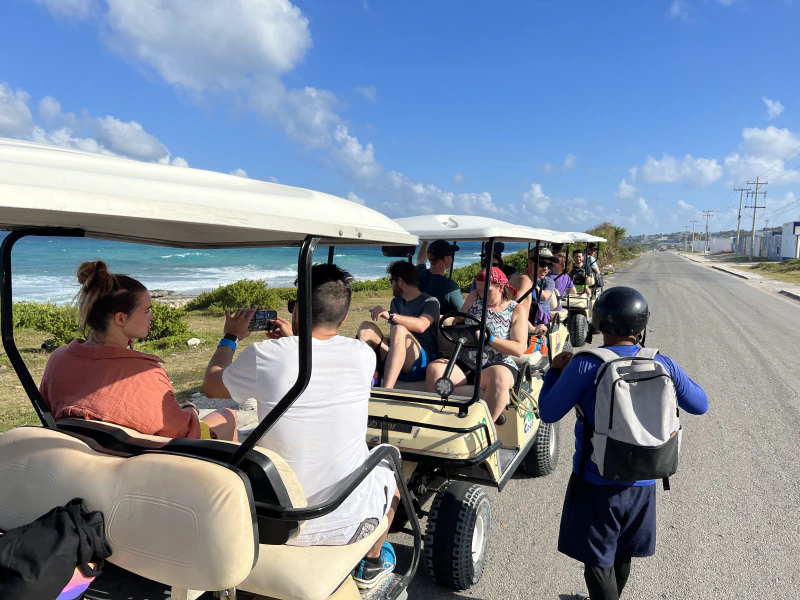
223, 333, 238, 343
387, 312, 396, 325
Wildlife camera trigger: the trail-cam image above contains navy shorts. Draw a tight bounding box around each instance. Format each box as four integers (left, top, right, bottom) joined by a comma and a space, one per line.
557, 473, 656, 568
396, 349, 435, 382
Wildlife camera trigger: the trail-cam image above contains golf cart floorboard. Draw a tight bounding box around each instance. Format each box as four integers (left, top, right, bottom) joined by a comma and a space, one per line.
360, 573, 407, 600
498, 447, 519, 474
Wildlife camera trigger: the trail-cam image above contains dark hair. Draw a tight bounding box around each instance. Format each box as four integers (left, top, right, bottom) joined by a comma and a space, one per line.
295, 263, 353, 327
492, 253, 503, 265
75, 260, 147, 334
572, 249, 584, 256
386, 260, 418, 287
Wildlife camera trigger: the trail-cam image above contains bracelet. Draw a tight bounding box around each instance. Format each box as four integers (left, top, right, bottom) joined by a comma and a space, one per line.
487, 334, 495, 346
217, 338, 237, 351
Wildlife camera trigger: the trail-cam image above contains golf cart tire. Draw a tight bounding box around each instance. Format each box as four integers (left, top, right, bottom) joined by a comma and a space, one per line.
522, 421, 560, 477
568, 313, 588, 347
424, 481, 491, 590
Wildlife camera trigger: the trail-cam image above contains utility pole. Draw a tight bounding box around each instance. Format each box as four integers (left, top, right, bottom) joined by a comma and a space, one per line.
733, 187, 748, 253
746, 176, 768, 261
690, 217, 699, 253
684, 225, 690, 252
702, 210, 714, 254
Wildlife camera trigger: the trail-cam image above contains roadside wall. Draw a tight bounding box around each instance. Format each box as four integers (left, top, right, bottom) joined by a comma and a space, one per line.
710, 237, 733, 254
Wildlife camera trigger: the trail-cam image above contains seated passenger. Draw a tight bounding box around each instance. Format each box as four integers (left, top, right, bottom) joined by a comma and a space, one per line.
586, 243, 603, 290
570, 250, 593, 296
425, 267, 527, 423
492, 252, 517, 279
415, 239, 463, 314
202, 264, 398, 589
509, 249, 555, 334
40, 261, 237, 441
548, 254, 578, 311
357, 260, 440, 389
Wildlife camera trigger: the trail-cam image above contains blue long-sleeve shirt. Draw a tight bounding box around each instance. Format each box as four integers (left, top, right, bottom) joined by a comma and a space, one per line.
539, 344, 708, 487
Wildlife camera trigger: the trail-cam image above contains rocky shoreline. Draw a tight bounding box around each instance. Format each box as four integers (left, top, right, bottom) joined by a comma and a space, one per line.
149, 289, 199, 308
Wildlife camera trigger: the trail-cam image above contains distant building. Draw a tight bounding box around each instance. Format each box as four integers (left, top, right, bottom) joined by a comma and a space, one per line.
782, 221, 800, 260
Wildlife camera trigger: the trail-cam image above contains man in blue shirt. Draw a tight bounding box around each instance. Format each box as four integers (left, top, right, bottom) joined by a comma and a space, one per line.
539, 287, 708, 600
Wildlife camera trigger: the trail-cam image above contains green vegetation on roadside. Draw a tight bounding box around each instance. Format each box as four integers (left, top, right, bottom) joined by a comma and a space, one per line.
749, 259, 800, 285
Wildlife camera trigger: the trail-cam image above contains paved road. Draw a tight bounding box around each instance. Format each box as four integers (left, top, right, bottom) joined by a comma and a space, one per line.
87, 252, 800, 599
394, 251, 800, 600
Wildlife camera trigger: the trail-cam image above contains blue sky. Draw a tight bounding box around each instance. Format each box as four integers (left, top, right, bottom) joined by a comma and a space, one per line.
2, 0, 799, 235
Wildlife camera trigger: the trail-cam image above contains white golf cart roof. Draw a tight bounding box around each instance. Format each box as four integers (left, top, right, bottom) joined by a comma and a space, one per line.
0, 138, 417, 248
565, 231, 607, 243
394, 214, 571, 244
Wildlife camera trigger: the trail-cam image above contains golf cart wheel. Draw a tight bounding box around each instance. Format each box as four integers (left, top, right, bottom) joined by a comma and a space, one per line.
522, 421, 560, 477
568, 314, 588, 347
424, 481, 491, 590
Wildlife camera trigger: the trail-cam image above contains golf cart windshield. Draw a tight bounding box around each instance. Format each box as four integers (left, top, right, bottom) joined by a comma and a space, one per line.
373, 214, 570, 410
0, 137, 418, 465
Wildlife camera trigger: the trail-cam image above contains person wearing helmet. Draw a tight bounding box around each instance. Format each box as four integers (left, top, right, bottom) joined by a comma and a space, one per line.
538, 287, 708, 600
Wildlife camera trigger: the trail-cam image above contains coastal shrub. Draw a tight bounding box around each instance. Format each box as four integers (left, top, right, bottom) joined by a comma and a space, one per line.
351, 277, 391, 292
13, 302, 81, 347
752, 259, 800, 273
186, 279, 294, 311
148, 302, 189, 340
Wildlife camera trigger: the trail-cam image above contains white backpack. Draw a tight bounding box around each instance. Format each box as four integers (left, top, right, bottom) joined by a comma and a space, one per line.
576, 347, 681, 488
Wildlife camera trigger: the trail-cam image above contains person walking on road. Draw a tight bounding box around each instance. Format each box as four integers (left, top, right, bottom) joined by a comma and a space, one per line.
538, 287, 708, 600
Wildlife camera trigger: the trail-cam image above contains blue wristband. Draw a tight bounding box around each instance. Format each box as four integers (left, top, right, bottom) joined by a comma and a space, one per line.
218, 338, 237, 351
487, 334, 495, 346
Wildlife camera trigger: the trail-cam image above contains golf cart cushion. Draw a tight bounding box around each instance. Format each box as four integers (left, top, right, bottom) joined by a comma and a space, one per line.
511, 351, 542, 367
0, 426, 256, 591
564, 295, 589, 309
554, 308, 569, 321
548, 290, 559, 311
54, 418, 308, 544
239, 516, 389, 600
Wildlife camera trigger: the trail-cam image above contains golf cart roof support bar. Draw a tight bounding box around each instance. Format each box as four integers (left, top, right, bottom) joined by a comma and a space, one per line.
465, 237, 495, 413
1, 227, 85, 429
448, 240, 456, 279
228, 235, 320, 467
327, 245, 334, 265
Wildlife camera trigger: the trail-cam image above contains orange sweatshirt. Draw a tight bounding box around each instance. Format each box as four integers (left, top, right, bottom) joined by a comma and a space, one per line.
40, 340, 201, 438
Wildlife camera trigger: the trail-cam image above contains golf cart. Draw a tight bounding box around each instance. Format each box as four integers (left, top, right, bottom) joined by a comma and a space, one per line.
560, 232, 607, 348
0, 138, 423, 600
363, 214, 568, 590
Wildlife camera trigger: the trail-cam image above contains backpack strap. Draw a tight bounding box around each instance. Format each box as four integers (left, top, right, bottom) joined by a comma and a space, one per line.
635, 347, 659, 359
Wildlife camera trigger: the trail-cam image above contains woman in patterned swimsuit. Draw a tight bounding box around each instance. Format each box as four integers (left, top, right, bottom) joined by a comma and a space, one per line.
424, 267, 528, 423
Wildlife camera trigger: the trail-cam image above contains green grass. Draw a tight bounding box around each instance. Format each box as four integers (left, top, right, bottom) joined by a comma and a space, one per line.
0, 290, 396, 432
747, 259, 800, 285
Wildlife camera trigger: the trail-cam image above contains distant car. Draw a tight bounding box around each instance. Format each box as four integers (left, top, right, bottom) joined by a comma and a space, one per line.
659, 247, 666, 251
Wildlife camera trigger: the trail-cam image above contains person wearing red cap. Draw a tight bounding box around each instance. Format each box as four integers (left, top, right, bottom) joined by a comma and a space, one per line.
424, 266, 528, 423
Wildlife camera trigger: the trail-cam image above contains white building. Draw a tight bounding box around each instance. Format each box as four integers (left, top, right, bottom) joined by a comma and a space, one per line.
782, 221, 800, 260
710, 237, 733, 254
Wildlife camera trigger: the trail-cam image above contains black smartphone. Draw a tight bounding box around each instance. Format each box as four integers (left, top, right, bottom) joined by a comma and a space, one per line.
248, 309, 279, 331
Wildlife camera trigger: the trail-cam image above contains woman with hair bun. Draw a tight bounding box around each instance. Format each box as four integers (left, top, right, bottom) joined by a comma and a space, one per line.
40, 260, 238, 441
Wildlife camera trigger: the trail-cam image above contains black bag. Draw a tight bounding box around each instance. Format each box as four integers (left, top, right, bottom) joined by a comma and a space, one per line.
0, 497, 112, 600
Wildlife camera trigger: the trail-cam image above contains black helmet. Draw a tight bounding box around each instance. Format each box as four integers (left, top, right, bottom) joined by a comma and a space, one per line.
591, 286, 649, 336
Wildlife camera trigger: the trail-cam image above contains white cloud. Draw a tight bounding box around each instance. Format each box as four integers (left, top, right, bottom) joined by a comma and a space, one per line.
33, 0, 98, 19
725, 126, 800, 185
95, 116, 168, 161
453, 172, 466, 184
563, 154, 577, 170
615, 178, 636, 199
354, 85, 377, 102
669, 0, 691, 21
230, 168, 248, 177
332, 125, 382, 181
541, 162, 559, 174
677, 200, 697, 212
763, 97, 784, 120
637, 197, 655, 223
640, 153, 723, 187
169, 156, 189, 167
522, 184, 552, 214
103, 0, 312, 91
38, 96, 62, 120
347, 192, 366, 205
270, 176, 279, 183
0, 83, 34, 137
383, 171, 504, 217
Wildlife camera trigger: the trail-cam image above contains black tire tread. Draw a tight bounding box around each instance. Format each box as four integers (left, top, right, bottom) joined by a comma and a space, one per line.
522, 421, 560, 477
424, 481, 491, 590
568, 313, 588, 347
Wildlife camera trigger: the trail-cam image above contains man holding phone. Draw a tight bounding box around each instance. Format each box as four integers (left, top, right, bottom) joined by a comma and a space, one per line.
202, 264, 400, 590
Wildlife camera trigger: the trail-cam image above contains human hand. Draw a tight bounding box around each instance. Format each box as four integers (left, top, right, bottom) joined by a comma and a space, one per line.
551, 352, 574, 370
179, 402, 200, 416
224, 306, 258, 341
266, 316, 293, 339
127, 338, 135, 350
532, 324, 548, 335
371, 306, 390, 321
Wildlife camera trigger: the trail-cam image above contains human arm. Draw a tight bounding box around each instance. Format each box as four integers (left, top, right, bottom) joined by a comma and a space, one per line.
538, 277, 554, 302
659, 356, 709, 415
415, 241, 430, 266
487, 302, 527, 357
203, 307, 257, 399
512, 274, 533, 304
446, 285, 464, 312
538, 354, 596, 423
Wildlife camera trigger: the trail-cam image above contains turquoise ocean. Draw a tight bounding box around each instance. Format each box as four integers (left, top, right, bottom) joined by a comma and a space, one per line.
3, 234, 529, 304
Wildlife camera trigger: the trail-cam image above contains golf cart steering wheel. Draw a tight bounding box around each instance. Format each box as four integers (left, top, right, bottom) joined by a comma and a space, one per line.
439, 311, 489, 349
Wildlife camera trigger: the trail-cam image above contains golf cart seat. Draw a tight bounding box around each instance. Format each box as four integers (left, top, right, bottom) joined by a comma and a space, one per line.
0, 426, 258, 592
554, 308, 569, 321
564, 295, 590, 309
49, 419, 394, 600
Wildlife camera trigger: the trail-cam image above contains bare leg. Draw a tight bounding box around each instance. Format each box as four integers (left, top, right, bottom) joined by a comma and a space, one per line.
480, 366, 514, 421
366, 488, 400, 559
202, 407, 239, 442
357, 322, 389, 359
382, 324, 422, 389
425, 358, 468, 393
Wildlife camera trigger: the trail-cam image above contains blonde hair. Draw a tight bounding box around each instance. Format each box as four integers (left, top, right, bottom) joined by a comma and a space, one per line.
75, 260, 146, 334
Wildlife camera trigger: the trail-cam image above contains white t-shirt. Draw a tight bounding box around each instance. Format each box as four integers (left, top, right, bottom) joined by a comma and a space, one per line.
223, 335, 395, 545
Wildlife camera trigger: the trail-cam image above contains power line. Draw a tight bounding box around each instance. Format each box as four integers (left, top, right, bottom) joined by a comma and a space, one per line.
755, 143, 800, 180
766, 162, 800, 183
733, 187, 749, 254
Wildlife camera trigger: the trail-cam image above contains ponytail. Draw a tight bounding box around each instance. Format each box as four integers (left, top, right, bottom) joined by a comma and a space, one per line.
75, 260, 146, 334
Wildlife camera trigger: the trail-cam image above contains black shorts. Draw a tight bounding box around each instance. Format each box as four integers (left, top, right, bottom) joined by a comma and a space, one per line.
455, 360, 519, 385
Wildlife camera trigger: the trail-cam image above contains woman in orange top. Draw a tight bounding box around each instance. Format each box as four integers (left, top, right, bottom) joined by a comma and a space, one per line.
40, 260, 238, 441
